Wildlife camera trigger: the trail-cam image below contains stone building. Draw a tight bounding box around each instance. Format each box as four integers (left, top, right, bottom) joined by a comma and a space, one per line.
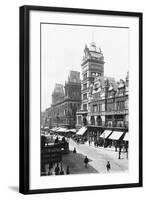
76, 42, 104, 127
76, 42, 129, 141
44, 41, 129, 140
47, 71, 81, 128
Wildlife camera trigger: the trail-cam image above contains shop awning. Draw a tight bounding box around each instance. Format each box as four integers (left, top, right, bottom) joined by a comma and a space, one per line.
66, 129, 76, 133
123, 132, 129, 141
50, 127, 60, 132
100, 130, 112, 139
76, 127, 87, 136
44, 126, 49, 130
57, 127, 68, 132
108, 131, 124, 140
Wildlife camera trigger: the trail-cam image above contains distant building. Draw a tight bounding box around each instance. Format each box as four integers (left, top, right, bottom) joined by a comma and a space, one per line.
47, 71, 81, 128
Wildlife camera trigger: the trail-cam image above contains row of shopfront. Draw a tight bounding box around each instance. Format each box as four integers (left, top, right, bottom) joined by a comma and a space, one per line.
42, 125, 128, 151
75, 126, 129, 150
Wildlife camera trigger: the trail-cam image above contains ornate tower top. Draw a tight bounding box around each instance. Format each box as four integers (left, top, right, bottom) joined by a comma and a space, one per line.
68, 70, 80, 84
90, 42, 97, 51
52, 83, 64, 94
52, 84, 64, 105
82, 42, 104, 66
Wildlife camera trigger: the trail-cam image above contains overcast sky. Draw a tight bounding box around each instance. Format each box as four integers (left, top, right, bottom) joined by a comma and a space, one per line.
41, 23, 129, 111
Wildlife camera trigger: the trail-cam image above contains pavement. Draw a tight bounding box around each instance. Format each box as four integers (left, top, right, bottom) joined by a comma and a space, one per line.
44, 138, 128, 175
67, 138, 128, 174
61, 151, 98, 174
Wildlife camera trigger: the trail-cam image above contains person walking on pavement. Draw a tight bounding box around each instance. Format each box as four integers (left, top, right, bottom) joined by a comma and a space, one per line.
60, 167, 64, 175
73, 147, 76, 153
66, 166, 70, 174
118, 147, 122, 159
54, 163, 60, 175
84, 156, 89, 168
106, 161, 111, 172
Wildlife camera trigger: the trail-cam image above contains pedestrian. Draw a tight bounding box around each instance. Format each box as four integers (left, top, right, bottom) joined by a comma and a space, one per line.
54, 163, 60, 175
54, 136, 59, 144
60, 167, 64, 175
66, 166, 70, 174
115, 141, 118, 152
94, 141, 96, 147
106, 161, 111, 172
77, 138, 79, 145
73, 147, 76, 153
118, 147, 121, 159
126, 149, 128, 159
88, 140, 91, 146
62, 136, 66, 143
84, 156, 89, 168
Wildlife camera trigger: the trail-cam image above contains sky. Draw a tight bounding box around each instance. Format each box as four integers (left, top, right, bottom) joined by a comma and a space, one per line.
41, 23, 129, 111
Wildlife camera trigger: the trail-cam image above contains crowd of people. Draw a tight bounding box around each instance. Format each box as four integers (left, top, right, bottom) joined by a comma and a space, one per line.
47, 162, 70, 176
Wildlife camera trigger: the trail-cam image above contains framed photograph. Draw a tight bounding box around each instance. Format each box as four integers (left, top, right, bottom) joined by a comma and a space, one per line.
19, 5, 143, 194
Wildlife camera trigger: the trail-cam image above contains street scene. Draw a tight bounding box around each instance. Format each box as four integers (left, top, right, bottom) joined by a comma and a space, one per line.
41, 131, 128, 176
41, 24, 129, 176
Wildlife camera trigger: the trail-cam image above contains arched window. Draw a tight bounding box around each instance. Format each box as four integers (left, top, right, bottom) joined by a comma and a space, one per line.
90, 116, 95, 125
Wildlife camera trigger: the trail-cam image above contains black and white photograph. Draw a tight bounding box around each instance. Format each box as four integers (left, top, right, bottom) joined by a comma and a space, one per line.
41, 23, 129, 176
19, 6, 142, 194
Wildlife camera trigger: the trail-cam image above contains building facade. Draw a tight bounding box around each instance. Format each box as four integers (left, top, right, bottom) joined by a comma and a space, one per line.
43, 42, 129, 137
76, 42, 129, 139
46, 71, 81, 129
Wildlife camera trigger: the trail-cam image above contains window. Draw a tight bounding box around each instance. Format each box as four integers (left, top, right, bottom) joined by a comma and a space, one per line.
78, 116, 82, 125
83, 93, 87, 100
91, 72, 96, 77
117, 101, 125, 110
83, 104, 87, 110
118, 88, 124, 95
125, 99, 128, 109
83, 83, 87, 90
97, 104, 102, 112
83, 73, 87, 80
93, 105, 97, 112
107, 103, 113, 112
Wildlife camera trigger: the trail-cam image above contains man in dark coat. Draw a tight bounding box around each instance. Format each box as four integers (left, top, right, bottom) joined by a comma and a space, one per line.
106, 161, 111, 172
84, 156, 89, 168
54, 163, 60, 175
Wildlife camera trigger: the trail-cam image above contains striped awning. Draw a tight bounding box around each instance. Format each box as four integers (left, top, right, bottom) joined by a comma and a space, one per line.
100, 130, 112, 139
76, 127, 87, 136
109, 131, 124, 140
123, 132, 129, 141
